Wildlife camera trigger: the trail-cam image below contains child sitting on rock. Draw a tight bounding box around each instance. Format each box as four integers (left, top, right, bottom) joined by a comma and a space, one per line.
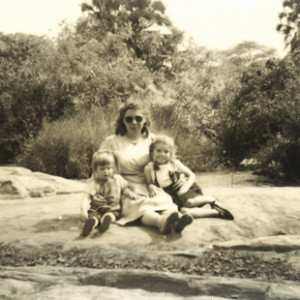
81, 151, 137, 237
144, 134, 234, 220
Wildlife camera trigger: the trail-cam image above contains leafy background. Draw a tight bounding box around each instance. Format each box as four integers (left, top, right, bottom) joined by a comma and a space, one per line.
1, 0, 299, 182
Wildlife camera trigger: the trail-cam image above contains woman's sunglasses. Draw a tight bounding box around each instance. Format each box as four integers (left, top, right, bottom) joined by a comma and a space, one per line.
124, 116, 144, 123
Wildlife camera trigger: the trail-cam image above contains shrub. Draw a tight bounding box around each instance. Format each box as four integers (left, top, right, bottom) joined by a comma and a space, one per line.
254, 135, 300, 182
150, 103, 220, 172
17, 106, 117, 178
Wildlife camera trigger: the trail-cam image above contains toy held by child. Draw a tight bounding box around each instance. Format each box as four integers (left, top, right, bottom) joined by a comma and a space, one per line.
80, 151, 137, 237
144, 135, 234, 220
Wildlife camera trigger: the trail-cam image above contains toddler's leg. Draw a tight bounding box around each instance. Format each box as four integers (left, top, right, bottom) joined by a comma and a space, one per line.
98, 212, 116, 233
81, 216, 99, 237
184, 195, 216, 208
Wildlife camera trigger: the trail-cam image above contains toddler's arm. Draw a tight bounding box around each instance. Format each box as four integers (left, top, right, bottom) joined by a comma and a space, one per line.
80, 193, 90, 220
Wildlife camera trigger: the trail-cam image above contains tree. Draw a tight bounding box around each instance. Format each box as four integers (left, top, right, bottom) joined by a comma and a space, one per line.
0, 33, 55, 162
78, 0, 183, 71
277, 0, 300, 52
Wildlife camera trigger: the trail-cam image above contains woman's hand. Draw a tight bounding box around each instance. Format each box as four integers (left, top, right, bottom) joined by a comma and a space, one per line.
128, 191, 138, 200
148, 184, 161, 197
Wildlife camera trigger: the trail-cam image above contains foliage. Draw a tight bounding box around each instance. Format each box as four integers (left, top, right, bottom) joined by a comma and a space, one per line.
0, 33, 56, 163
78, 0, 183, 71
17, 106, 117, 178
277, 0, 300, 52
254, 135, 300, 182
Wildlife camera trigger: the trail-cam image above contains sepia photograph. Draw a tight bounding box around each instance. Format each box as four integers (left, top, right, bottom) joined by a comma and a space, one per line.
0, 0, 300, 299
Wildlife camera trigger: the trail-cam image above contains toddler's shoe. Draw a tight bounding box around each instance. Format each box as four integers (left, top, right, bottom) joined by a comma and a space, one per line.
160, 212, 179, 234
99, 214, 113, 233
174, 213, 193, 233
81, 218, 97, 237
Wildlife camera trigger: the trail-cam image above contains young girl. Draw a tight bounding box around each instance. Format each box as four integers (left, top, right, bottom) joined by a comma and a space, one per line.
81, 151, 137, 237
144, 135, 234, 220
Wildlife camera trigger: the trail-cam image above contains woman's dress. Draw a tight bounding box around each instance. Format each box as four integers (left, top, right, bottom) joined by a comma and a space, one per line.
99, 134, 177, 224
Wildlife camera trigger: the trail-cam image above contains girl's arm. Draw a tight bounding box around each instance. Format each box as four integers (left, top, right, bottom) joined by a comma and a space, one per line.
144, 164, 161, 197
175, 160, 196, 195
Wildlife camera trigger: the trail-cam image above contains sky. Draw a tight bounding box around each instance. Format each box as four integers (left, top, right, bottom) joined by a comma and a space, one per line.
0, 0, 286, 56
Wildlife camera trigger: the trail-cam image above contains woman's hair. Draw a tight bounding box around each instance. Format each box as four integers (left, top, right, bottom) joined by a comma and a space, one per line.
92, 151, 119, 173
115, 101, 151, 137
149, 134, 177, 162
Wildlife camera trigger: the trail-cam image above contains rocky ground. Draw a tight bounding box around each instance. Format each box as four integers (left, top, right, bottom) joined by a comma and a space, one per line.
1, 166, 300, 299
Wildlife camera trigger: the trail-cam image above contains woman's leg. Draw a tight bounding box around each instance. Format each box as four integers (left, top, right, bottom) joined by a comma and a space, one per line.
140, 211, 164, 229
141, 210, 179, 234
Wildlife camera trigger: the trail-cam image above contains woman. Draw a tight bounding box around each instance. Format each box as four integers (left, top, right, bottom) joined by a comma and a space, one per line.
97, 101, 193, 234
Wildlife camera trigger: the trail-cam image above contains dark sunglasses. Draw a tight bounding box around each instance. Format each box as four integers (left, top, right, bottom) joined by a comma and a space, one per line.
124, 116, 144, 123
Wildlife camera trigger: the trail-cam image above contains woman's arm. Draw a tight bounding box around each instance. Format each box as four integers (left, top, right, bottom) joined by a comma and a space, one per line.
175, 160, 196, 195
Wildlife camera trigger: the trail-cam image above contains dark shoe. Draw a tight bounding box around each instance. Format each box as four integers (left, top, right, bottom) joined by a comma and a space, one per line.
174, 214, 193, 233
160, 212, 179, 234
98, 214, 112, 233
81, 218, 97, 237
212, 201, 234, 220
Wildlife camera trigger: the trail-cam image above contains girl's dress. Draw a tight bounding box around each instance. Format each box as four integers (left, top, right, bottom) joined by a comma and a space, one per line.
99, 134, 176, 224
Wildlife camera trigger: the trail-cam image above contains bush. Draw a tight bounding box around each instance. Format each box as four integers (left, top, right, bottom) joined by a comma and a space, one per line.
150, 103, 220, 172
254, 135, 300, 182
17, 106, 117, 178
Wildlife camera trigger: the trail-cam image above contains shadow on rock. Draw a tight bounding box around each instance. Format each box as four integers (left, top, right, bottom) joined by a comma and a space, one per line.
33, 214, 83, 233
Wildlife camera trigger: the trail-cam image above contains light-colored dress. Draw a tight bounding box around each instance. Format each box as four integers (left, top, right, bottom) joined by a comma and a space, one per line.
99, 134, 176, 224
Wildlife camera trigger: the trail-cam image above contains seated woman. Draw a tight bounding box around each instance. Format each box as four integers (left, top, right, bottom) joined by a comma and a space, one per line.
83, 101, 192, 234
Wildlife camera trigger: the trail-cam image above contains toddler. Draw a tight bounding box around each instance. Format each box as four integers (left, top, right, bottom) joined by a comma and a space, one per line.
81, 151, 137, 237
144, 135, 234, 220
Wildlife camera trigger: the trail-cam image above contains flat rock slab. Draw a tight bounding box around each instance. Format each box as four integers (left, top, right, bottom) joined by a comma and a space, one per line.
1, 167, 300, 299
0, 166, 86, 199
1, 266, 300, 300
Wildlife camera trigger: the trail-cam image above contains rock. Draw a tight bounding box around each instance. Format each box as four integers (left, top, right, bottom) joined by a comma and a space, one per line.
266, 283, 300, 300
0, 166, 86, 199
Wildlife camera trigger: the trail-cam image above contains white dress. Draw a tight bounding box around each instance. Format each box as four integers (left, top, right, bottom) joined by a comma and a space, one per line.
99, 134, 176, 224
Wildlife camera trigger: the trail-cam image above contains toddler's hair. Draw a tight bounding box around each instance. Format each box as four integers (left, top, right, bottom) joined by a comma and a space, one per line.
149, 134, 176, 161
92, 151, 119, 173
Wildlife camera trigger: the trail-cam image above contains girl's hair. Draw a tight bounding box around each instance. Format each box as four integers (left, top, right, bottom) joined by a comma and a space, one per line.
115, 101, 151, 137
92, 151, 119, 173
149, 134, 177, 162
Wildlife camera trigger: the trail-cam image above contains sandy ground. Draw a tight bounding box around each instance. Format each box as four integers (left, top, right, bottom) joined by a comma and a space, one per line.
1, 167, 300, 299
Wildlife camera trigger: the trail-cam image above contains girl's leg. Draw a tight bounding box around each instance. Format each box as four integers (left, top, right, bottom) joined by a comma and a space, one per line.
181, 206, 234, 220
184, 195, 216, 208
181, 206, 219, 218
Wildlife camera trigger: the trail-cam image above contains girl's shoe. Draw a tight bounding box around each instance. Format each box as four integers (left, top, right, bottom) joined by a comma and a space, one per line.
99, 214, 113, 233
212, 201, 234, 220
174, 214, 193, 233
160, 212, 179, 234
81, 218, 97, 237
